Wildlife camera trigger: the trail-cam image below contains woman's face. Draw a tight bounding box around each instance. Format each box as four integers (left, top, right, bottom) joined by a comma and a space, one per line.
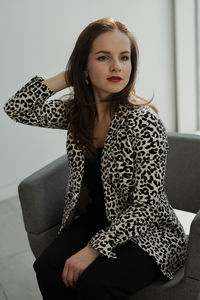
85, 29, 132, 101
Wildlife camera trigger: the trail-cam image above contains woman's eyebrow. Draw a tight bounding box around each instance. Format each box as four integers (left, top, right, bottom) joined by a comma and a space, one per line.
95, 50, 130, 55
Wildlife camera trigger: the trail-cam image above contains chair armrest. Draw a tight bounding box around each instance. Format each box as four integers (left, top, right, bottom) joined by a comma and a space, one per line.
18, 154, 68, 234
184, 209, 200, 281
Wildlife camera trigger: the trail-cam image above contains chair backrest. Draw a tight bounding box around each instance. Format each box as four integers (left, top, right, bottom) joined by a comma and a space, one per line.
165, 132, 200, 214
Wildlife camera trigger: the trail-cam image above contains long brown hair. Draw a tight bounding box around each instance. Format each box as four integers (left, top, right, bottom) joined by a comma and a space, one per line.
64, 17, 157, 160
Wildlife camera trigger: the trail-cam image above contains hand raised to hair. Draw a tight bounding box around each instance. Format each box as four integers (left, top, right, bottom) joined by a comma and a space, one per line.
62, 245, 100, 288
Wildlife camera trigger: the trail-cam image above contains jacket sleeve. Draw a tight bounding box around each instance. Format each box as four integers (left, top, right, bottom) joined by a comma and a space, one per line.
87, 106, 169, 259
3, 75, 69, 130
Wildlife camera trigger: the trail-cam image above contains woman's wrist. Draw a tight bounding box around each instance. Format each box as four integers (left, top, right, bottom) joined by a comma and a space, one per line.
86, 245, 100, 257
42, 71, 69, 92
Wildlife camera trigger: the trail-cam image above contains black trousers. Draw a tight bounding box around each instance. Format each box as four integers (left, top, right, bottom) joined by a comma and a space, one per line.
33, 207, 164, 300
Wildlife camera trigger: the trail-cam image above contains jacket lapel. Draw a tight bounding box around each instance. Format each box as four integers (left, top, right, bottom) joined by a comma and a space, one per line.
62, 104, 130, 225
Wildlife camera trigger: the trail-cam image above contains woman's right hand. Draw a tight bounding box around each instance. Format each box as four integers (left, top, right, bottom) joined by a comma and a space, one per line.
42, 71, 69, 92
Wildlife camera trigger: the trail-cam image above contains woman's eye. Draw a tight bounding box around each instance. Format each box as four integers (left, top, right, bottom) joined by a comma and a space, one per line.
97, 56, 107, 61
121, 56, 130, 61
97, 55, 130, 61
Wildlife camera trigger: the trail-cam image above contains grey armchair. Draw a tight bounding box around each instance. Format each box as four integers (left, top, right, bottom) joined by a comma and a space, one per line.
18, 132, 200, 300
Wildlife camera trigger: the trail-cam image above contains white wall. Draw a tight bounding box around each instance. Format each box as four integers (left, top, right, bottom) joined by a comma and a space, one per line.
174, 0, 197, 133
0, 0, 176, 201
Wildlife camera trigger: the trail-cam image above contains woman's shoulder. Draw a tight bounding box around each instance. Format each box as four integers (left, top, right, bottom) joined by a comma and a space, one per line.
125, 94, 158, 118
121, 102, 167, 137
122, 102, 160, 122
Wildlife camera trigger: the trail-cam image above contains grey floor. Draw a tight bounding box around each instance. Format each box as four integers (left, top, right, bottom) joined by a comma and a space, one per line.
0, 196, 42, 300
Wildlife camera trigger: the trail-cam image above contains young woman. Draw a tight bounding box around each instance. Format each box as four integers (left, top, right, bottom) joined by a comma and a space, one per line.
4, 17, 188, 300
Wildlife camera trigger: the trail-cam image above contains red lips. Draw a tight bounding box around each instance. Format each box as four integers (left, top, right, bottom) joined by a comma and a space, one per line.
107, 76, 122, 82
107, 76, 122, 80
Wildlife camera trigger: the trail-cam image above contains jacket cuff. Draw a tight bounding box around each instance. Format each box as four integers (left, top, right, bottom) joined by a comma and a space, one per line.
25, 75, 56, 99
87, 228, 118, 259
13, 75, 56, 108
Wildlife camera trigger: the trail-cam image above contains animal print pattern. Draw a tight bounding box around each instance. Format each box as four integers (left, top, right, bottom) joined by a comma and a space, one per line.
4, 75, 188, 280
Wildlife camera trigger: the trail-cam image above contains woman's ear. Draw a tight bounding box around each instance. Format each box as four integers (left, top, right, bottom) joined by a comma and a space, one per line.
84, 70, 89, 85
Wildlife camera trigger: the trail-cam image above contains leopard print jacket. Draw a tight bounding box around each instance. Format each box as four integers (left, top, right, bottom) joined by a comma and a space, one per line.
4, 75, 188, 280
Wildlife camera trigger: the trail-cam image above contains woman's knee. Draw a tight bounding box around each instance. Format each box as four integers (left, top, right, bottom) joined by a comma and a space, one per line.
33, 253, 51, 274
33, 256, 43, 274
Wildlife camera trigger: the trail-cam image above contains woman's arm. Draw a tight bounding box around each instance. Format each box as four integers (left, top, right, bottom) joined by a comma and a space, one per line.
42, 71, 68, 92
4, 72, 71, 130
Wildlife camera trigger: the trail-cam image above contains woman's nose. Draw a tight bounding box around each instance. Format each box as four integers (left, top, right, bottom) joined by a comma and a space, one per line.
110, 59, 121, 72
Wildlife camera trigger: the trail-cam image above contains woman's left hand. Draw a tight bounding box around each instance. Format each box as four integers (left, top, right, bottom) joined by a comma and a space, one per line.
62, 245, 100, 288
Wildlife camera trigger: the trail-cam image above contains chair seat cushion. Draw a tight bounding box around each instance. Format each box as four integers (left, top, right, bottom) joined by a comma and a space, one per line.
174, 209, 196, 235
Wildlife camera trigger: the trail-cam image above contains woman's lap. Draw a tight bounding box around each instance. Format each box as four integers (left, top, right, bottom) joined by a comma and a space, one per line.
33, 211, 106, 273
33, 209, 163, 299
76, 239, 161, 298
